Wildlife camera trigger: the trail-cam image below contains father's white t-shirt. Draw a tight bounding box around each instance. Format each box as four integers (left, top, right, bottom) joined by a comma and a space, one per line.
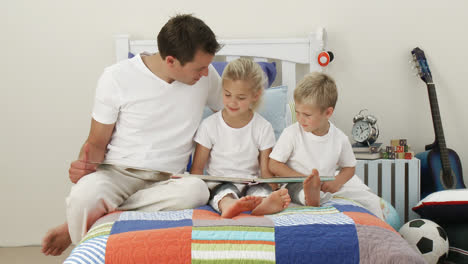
92, 54, 223, 173
270, 122, 356, 177
194, 111, 276, 179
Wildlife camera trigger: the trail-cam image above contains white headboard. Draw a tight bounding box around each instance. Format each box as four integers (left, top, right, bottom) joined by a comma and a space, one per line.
114, 27, 329, 101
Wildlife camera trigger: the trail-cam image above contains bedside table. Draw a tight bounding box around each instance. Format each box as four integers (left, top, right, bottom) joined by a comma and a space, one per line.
355, 158, 420, 224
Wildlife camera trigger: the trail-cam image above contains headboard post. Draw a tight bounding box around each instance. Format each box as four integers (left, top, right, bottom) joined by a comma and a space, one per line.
114, 35, 130, 62
309, 27, 327, 73
282, 62, 297, 101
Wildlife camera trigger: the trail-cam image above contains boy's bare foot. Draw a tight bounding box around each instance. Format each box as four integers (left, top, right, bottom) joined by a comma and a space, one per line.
251, 188, 291, 215
220, 196, 262, 218
304, 169, 321, 207
41, 222, 72, 256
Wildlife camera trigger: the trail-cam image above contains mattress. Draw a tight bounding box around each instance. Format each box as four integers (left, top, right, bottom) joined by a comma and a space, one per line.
64, 198, 425, 264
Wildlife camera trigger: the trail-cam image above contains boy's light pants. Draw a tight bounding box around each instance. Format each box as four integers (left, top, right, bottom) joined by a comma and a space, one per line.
287, 175, 384, 220
66, 164, 209, 244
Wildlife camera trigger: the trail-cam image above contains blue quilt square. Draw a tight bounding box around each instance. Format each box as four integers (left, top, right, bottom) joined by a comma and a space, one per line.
110, 219, 192, 235
333, 204, 373, 215
275, 224, 359, 264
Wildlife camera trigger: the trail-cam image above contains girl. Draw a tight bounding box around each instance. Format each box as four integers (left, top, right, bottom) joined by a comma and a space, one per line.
191, 58, 291, 218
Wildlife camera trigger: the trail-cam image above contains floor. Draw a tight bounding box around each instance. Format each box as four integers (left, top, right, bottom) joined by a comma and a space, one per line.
0, 246, 72, 264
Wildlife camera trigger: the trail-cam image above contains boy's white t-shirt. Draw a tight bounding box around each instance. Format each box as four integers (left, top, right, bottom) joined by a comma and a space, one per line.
194, 111, 276, 179
269, 122, 356, 177
91, 53, 223, 173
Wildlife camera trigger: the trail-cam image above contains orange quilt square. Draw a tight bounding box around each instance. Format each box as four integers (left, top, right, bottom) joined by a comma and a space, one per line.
105, 226, 192, 264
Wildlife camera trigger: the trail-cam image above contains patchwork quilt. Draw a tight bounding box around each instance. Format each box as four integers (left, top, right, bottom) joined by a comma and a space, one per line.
64, 198, 425, 264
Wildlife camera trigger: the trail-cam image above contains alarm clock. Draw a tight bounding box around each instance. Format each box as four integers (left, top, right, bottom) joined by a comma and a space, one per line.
351, 109, 379, 145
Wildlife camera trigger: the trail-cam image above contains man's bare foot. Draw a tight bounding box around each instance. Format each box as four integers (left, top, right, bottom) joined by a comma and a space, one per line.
304, 169, 321, 206
41, 222, 72, 256
251, 188, 291, 215
220, 196, 262, 218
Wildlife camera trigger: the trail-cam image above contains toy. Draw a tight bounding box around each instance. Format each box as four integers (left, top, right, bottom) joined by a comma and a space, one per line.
382, 139, 414, 159
317, 51, 334, 67
399, 219, 449, 264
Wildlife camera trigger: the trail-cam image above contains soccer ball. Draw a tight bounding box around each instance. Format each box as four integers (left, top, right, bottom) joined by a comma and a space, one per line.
399, 219, 449, 264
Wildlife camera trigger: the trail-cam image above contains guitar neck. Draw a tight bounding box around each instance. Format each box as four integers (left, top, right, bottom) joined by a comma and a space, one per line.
426, 82, 451, 174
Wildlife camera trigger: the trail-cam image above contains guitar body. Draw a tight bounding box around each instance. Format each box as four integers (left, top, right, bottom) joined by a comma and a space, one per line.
417, 148, 465, 199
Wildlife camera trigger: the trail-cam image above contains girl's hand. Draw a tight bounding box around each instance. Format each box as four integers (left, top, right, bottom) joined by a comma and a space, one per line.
268, 183, 279, 191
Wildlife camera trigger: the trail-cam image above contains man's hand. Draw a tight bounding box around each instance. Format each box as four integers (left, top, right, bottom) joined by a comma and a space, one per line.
68, 119, 114, 183
68, 143, 99, 183
320, 180, 343, 194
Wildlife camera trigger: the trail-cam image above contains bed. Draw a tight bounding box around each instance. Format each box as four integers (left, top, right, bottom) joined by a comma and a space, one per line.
64, 28, 425, 264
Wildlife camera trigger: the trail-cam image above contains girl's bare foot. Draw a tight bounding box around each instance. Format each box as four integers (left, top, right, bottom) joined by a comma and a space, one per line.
41, 222, 72, 256
220, 196, 262, 218
251, 188, 291, 215
304, 169, 321, 206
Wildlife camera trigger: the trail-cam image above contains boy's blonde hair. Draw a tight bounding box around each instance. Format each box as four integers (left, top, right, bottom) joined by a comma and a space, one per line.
221, 58, 267, 110
294, 72, 338, 111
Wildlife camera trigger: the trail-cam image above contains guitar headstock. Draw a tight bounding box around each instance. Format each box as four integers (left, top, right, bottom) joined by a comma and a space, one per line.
411, 47, 433, 84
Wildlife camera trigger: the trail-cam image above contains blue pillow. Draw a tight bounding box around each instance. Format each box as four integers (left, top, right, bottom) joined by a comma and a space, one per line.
211, 61, 277, 87
257, 85, 288, 139
380, 198, 401, 230
202, 85, 288, 140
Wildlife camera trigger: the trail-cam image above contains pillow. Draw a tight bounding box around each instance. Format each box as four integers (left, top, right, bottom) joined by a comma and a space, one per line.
288, 100, 297, 124
201, 106, 215, 121
412, 189, 468, 224
380, 198, 401, 231
257, 85, 288, 140
211, 61, 277, 87
201, 85, 288, 140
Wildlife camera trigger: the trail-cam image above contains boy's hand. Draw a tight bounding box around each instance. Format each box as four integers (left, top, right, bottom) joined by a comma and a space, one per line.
68, 143, 100, 184
320, 180, 343, 194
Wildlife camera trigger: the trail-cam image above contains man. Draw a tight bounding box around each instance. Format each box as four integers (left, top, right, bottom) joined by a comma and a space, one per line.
42, 14, 223, 256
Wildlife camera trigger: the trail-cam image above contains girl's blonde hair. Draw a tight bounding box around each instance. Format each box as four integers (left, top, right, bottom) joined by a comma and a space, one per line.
294, 72, 338, 112
221, 58, 267, 110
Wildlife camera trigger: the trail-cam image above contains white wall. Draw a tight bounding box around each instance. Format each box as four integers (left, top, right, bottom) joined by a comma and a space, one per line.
2, 0, 467, 246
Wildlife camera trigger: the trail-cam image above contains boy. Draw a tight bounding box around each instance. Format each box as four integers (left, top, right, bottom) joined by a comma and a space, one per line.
269, 72, 383, 219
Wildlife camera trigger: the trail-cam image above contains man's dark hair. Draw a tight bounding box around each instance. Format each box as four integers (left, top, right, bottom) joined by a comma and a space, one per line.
157, 14, 221, 65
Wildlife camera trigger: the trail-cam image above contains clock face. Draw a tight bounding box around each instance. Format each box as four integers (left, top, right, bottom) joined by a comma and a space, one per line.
352, 120, 371, 143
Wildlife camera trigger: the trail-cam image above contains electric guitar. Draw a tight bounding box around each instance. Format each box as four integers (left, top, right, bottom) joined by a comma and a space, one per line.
411, 47, 465, 199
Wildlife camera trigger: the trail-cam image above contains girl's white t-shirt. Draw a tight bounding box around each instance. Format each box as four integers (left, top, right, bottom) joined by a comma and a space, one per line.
91, 54, 223, 173
270, 122, 356, 177
194, 111, 276, 179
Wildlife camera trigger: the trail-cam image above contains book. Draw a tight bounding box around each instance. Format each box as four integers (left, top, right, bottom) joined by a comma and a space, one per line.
92, 162, 335, 183
354, 152, 382, 160
352, 142, 382, 153
171, 173, 336, 184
